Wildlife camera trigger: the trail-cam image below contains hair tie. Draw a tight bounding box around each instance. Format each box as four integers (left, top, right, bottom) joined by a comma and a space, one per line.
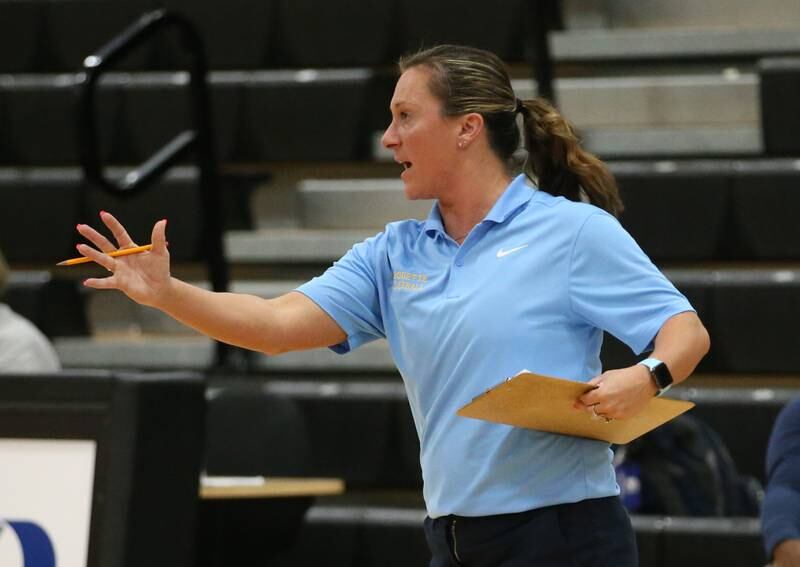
515, 98, 525, 114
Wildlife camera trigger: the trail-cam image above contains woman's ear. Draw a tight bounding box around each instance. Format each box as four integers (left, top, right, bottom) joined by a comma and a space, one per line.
458, 112, 485, 146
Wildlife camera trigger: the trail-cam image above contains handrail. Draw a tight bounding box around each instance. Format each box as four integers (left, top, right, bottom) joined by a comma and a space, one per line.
529, 0, 559, 105
75, 9, 231, 367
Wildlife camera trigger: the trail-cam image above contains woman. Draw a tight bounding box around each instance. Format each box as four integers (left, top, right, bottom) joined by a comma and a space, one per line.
77, 45, 710, 566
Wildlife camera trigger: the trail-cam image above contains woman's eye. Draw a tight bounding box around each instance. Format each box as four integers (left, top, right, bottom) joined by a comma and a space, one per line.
399, 112, 409, 120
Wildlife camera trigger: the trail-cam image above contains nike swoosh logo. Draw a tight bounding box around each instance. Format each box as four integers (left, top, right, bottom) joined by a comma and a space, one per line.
496, 244, 529, 258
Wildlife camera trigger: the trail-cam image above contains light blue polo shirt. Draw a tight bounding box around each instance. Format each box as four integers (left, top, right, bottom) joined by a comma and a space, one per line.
296, 174, 694, 519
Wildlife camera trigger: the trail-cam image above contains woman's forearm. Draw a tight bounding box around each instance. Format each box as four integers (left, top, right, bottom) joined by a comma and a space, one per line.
153, 278, 345, 355
650, 311, 711, 384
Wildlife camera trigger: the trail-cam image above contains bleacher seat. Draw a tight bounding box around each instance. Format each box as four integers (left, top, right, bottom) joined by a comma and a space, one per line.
45, 0, 154, 72
269, 519, 360, 567
297, 394, 417, 488
0, 74, 119, 166
157, 0, 274, 70
683, 388, 796, 483
759, 57, 800, 156
731, 162, 800, 258
238, 69, 371, 161
657, 518, 765, 566
89, 73, 238, 165
0, 168, 81, 262
712, 275, 800, 374
114, 75, 197, 163
272, 0, 397, 68
200, 385, 313, 566
397, 0, 528, 62
616, 163, 729, 261
554, 0, 800, 64
0, 166, 252, 267
4, 271, 88, 337
0, 1, 44, 73
205, 385, 312, 476
1, 75, 81, 165
269, 504, 433, 567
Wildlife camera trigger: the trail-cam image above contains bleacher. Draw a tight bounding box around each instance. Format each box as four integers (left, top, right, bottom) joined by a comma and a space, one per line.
2, 0, 800, 565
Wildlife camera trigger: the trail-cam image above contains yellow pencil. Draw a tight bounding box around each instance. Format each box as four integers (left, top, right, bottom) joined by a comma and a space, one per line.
57, 244, 154, 266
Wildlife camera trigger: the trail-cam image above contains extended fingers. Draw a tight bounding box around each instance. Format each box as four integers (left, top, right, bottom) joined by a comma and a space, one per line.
76, 243, 116, 272
83, 275, 118, 290
100, 210, 137, 249
77, 223, 116, 253
151, 218, 168, 252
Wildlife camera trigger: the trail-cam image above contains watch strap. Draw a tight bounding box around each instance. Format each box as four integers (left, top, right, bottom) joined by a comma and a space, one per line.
638, 357, 673, 396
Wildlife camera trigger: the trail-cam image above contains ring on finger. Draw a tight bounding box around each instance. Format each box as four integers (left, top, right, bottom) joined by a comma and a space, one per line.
591, 405, 613, 423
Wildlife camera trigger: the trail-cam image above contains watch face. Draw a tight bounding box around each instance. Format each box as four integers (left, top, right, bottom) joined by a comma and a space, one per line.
652, 362, 673, 389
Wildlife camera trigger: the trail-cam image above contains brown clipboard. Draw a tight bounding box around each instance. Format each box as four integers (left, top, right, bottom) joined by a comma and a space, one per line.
456, 371, 695, 445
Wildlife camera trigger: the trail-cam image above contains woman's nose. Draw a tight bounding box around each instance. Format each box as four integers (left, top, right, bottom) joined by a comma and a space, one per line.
381, 122, 398, 149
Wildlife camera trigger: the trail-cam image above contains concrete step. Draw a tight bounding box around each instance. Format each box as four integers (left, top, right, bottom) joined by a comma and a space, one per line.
562, 0, 800, 31
54, 335, 393, 371
298, 179, 432, 229
87, 280, 305, 336
576, 125, 760, 158
374, 73, 761, 160
551, 27, 800, 61
375, 125, 761, 162
54, 335, 215, 370
513, 74, 758, 128
225, 228, 375, 263
272, 158, 800, 235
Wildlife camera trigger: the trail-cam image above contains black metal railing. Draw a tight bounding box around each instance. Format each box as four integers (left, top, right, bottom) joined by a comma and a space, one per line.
75, 9, 231, 367
529, 0, 559, 105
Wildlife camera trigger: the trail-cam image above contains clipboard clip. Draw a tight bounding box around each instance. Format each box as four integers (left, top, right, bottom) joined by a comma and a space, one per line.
474, 374, 520, 402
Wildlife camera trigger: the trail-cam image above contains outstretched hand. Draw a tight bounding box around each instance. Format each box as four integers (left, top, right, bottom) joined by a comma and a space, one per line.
77, 211, 171, 308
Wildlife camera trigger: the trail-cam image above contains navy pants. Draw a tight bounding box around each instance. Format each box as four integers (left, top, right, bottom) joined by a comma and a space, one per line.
423, 496, 638, 567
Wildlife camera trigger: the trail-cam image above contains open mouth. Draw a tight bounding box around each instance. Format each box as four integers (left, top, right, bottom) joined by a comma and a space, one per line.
396, 160, 412, 173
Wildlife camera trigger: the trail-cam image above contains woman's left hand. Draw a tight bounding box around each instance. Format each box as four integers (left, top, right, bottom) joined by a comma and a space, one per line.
573, 364, 659, 421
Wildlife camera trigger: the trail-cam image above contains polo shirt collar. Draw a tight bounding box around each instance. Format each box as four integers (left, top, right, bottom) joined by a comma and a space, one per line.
423, 174, 535, 239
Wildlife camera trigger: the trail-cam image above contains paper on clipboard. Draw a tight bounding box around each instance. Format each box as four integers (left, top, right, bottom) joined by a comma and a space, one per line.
456, 371, 694, 445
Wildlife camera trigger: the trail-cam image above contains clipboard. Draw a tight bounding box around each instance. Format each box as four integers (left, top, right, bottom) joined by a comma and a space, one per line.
456, 371, 694, 444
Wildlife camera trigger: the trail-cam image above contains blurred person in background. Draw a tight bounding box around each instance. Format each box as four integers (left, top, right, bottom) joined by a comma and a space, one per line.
763, 397, 800, 567
0, 248, 61, 372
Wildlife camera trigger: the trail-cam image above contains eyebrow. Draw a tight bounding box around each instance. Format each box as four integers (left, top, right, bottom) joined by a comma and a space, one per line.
390, 100, 416, 111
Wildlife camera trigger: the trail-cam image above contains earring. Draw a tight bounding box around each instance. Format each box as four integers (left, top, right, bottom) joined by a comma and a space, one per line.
458, 141, 465, 149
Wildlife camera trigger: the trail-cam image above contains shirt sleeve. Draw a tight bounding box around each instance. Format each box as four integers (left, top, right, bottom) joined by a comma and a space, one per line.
763, 399, 800, 558
568, 212, 695, 355
294, 233, 387, 354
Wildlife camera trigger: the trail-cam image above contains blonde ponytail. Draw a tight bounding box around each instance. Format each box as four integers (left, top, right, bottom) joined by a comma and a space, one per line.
519, 98, 624, 217
398, 45, 623, 216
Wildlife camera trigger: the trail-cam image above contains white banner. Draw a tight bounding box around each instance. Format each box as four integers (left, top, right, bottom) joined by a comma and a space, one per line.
0, 439, 96, 567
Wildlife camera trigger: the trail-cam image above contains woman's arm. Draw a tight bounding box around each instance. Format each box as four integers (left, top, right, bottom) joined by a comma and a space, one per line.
78, 212, 346, 355
575, 311, 710, 419
156, 282, 345, 355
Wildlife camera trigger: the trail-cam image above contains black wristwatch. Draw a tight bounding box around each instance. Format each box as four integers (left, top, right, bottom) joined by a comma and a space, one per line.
638, 357, 673, 396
